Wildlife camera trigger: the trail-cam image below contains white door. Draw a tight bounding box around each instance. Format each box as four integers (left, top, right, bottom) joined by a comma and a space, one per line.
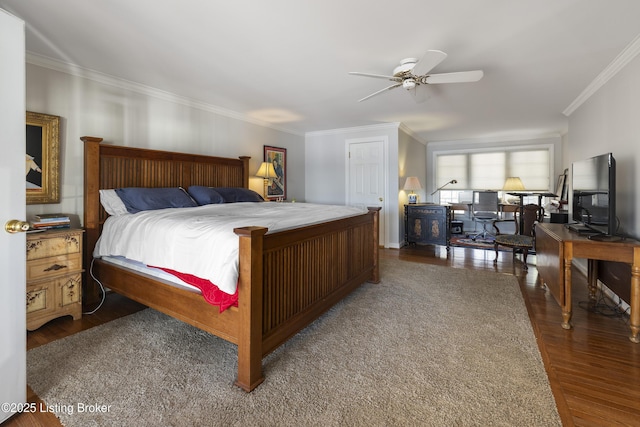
346, 138, 386, 246
0, 9, 27, 424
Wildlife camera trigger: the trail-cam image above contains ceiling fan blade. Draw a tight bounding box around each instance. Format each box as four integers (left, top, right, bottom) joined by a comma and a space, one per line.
411, 50, 447, 76
357, 83, 402, 102
424, 70, 484, 84
409, 85, 430, 103
349, 71, 402, 82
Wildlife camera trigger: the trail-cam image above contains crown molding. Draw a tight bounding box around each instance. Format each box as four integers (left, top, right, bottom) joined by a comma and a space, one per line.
305, 122, 401, 138
563, 34, 640, 116
426, 133, 562, 149
398, 123, 427, 145
26, 52, 303, 136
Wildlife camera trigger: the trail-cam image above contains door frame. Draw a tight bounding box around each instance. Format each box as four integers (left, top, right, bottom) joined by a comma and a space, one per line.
344, 136, 389, 248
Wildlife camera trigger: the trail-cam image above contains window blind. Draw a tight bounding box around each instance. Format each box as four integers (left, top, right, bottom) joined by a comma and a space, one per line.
435, 148, 551, 192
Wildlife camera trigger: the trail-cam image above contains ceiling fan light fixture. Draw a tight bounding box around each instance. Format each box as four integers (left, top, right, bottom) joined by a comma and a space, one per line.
350, 50, 482, 102
402, 79, 416, 90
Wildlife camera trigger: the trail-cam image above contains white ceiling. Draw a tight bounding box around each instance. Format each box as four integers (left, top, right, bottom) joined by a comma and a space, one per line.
3, 0, 640, 143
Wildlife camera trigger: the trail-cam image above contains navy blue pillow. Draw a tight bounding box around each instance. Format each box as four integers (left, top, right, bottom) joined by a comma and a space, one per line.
213, 187, 264, 203
187, 186, 225, 205
114, 187, 197, 213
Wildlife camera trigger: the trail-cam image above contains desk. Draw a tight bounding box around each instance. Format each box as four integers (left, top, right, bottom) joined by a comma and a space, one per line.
536, 223, 640, 343
499, 203, 519, 220
448, 202, 472, 220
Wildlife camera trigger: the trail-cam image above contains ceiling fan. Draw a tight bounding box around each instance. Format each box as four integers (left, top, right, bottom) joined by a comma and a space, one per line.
349, 50, 483, 103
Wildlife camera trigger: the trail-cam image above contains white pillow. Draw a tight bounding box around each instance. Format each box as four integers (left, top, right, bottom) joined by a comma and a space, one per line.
99, 189, 129, 216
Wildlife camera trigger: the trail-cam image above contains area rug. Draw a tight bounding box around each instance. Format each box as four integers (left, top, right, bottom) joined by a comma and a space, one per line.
450, 235, 510, 251
27, 260, 560, 427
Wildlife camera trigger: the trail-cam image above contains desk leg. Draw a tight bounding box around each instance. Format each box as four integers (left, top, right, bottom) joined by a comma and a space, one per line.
562, 256, 573, 329
630, 256, 640, 343
587, 259, 598, 310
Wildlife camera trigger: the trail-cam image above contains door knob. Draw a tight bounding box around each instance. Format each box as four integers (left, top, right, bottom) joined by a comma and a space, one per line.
379, 197, 383, 202
5, 220, 31, 234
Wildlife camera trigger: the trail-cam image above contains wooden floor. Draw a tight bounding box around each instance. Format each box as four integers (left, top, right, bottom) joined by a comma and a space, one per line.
7, 245, 640, 426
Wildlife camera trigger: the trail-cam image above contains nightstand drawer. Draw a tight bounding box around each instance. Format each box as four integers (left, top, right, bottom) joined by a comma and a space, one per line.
26, 283, 54, 315
27, 253, 82, 281
26, 231, 82, 261
26, 274, 82, 330
59, 273, 82, 307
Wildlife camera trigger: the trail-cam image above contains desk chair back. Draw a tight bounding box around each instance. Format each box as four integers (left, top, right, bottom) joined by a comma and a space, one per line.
471, 191, 499, 240
472, 191, 499, 219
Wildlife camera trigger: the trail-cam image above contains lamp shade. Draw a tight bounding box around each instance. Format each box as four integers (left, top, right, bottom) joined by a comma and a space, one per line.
255, 162, 277, 178
403, 176, 422, 191
502, 177, 525, 191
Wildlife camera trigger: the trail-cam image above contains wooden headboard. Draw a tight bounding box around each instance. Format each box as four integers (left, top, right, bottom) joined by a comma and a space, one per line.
81, 136, 251, 303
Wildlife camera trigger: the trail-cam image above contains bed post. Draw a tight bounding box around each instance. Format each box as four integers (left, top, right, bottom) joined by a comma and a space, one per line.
368, 207, 381, 284
81, 136, 103, 306
239, 156, 250, 188
233, 225, 268, 392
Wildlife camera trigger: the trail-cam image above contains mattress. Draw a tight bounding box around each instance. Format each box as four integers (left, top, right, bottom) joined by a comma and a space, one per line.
100, 255, 201, 293
93, 202, 366, 297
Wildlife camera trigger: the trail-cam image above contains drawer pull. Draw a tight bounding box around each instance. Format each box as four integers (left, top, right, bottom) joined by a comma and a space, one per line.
44, 263, 68, 272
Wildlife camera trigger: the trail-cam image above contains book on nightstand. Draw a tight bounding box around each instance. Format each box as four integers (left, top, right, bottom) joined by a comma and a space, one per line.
31, 213, 71, 230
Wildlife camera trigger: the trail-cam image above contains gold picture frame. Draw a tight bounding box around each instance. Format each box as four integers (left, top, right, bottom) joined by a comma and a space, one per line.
26, 111, 60, 204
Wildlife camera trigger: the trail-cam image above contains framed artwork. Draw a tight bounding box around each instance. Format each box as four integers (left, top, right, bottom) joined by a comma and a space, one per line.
263, 145, 286, 200
26, 111, 60, 204
555, 168, 569, 202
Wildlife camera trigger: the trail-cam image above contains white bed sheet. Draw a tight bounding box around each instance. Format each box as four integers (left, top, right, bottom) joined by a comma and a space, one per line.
100, 255, 201, 293
93, 202, 365, 295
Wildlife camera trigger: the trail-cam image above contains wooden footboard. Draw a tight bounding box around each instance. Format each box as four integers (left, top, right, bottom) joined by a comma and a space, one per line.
234, 207, 379, 391
82, 136, 379, 392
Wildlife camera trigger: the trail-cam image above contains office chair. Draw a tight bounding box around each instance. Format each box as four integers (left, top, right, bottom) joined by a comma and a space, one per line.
470, 190, 499, 241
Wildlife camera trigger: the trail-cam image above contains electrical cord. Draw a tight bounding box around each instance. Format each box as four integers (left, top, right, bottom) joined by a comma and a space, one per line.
83, 257, 106, 315
578, 286, 629, 322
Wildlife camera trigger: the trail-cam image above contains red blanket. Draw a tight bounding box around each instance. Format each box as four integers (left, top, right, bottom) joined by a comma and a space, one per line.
154, 267, 238, 312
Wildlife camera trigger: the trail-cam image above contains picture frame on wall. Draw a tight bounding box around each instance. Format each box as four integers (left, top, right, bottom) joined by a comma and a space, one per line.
263, 145, 286, 200
26, 111, 60, 204
555, 168, 569, 202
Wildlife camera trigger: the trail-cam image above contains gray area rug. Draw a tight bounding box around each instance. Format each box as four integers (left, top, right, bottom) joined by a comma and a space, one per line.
27, 259, 560, 426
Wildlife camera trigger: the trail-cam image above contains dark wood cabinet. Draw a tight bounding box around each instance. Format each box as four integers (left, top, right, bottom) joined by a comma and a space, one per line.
404, 204, 451, 248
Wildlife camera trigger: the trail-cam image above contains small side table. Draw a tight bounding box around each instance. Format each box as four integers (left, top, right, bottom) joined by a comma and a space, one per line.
26, 228, 84, 330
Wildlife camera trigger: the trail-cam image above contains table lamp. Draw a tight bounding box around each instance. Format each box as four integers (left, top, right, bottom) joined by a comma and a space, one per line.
403, 176, 422, 204
502, 177, 525, 203
255, 161, 278, 199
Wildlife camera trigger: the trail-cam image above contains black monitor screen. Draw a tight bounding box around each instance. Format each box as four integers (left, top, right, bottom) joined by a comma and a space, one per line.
571, 153, 616, 235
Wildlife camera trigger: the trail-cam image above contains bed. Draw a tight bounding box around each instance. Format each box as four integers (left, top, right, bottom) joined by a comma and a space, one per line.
82, 136, 380, 392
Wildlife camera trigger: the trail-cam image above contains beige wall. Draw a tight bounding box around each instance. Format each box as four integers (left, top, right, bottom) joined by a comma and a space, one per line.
567, 53, 640, 238
305, 123, 403, 248
25, 61, 304, 223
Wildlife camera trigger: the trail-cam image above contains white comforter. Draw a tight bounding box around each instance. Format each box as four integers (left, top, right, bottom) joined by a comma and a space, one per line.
93, 202, 366, 295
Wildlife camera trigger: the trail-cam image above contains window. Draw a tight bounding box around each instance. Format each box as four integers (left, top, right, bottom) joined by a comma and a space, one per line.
434, 148, 552, 203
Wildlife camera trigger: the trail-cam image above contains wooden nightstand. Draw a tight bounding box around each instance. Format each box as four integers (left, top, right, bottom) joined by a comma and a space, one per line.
26, 228, 84, 331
